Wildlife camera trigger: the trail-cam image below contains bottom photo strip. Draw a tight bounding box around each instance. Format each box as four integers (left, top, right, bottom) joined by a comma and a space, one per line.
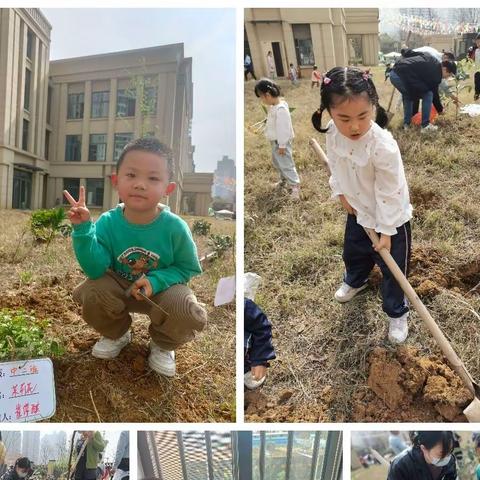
2, 428, 480, 479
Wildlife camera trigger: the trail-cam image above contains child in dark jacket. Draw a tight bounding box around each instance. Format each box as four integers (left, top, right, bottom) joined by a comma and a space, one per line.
244, 298, 276, 389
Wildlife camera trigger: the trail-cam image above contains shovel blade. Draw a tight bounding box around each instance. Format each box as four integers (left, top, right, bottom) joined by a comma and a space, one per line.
464, 397, 480, 422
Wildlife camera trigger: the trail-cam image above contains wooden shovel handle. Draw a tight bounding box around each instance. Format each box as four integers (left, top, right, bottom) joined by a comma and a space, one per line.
309, 138, 476, 395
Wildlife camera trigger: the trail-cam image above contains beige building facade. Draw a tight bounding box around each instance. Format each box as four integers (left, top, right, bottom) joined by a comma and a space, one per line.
244, 8, 379, 79
181, 172, 214, 216
0, 8, 213, 216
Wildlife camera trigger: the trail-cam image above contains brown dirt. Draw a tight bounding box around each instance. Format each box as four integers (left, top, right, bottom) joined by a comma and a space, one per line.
351, 346, 472, 422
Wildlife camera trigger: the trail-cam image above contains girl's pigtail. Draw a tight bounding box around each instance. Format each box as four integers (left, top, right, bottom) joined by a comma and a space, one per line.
311, 106, 328, 133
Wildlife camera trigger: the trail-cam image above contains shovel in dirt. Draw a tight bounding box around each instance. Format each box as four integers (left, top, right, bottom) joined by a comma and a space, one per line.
309, 138, 480, 422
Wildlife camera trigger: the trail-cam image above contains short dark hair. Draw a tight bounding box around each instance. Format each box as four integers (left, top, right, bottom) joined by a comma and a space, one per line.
411, 431, 454, 457
311, 66, 388, 133
442, 60, 457, 75
15, 458, 31, 469
443, 51, 455, 61
254, 78, 281, 98
117, 137, 174, 181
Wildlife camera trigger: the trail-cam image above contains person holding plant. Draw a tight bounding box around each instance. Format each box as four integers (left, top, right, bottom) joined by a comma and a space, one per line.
64, 137, 207, 377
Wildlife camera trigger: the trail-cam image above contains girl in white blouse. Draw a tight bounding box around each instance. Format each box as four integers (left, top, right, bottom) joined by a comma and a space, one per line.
312, 66, 413, 343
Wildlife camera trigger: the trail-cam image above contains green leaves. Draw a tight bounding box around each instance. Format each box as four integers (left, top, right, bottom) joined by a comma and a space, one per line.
0, 309, 65, 360
30, 207, 72, 245
192, 220, 212, 236
208, 234, 233, 258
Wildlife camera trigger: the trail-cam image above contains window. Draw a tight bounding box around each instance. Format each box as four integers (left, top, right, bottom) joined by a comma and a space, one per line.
45, 130, 50, 160
67, 93, 84, 119
24, 69, 31, 111
116, 89, 136, 117
91, 91, 109, 118
63, 178, 80, 205
65, 135, 82, 161
114, 133, 133, 161
88, 134, 107, 162
22, 119, 29, 150
47, 86, 52, 124
144, 86, 157, 114
86, 178, 104, 206
26, 29, 33, 60
292, 24, 315, 66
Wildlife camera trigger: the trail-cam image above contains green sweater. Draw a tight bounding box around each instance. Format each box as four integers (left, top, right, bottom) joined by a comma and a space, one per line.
72, 205, 202, 295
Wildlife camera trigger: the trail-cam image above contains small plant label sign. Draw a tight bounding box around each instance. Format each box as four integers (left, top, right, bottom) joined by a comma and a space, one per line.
0, 358, 56, 422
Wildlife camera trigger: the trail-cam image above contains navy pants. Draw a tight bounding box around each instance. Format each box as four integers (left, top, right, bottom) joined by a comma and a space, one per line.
343, 214, 411, 318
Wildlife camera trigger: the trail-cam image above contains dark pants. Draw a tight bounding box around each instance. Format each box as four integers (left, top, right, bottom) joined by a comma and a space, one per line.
343, 214, 411, 318
475, 71, 480, 96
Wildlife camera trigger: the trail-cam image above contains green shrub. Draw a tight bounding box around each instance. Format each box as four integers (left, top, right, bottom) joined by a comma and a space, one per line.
30, 208, 71, 244
192, 220, 212, 236
0, 309, 64, 360
208, 234, 233, 258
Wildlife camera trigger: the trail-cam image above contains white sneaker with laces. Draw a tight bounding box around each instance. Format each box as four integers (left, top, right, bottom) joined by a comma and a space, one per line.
244, 371, 266, 390
388, 313, 409, 343
334, 282, 368, 303
421, 124, 438, 133
92, 330, 131, 359
148, 341, 176, 377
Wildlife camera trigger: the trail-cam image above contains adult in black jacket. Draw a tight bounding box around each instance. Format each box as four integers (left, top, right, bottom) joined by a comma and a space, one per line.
389, 49, 455, 130
387, 431, 457, 480
0, 458, 32, 480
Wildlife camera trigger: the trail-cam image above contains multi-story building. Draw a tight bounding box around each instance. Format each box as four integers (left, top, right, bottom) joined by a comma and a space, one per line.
22, 431, 40, 464
2, 431, 22, 466
0, 8, 212, 215
244, 8, 379, 79
212, 155, 235, 205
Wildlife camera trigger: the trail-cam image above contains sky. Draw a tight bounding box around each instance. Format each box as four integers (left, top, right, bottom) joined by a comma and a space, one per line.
42, 8, 236, 173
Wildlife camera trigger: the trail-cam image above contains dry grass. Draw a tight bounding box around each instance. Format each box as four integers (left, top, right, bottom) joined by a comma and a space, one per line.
0, 209, 235, 422
244, 67, 480, 422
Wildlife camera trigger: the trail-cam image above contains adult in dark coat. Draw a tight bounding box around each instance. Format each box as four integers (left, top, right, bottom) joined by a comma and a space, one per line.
389, 49, 456, 130
387, 431, 457, 480
0, 458, 32, 480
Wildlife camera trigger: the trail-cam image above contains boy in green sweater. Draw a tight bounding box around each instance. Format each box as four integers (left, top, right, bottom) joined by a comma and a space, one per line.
64, 137, 207, 377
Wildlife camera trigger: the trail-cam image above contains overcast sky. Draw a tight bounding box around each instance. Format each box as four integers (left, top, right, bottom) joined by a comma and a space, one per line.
42, 8, 236, 173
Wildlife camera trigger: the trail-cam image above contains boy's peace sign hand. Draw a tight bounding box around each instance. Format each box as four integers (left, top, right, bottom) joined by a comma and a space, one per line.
63, 186, 91, 224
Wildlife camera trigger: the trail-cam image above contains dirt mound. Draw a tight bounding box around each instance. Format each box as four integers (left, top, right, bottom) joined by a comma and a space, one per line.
352, 346, 472, 422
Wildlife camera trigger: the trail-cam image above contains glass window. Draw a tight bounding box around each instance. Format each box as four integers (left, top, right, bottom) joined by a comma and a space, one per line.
45, 130, 50, 160
86, 178, 104, 206
292, 24, 315, 66
22, 119, 29, 150
24, 69, 31, 111
91, 91, 110, 118
114, 133, 133, 161
144, 86, 157, 114
264, 432, 288, 480
67, 93, 84, 120
63, 178, 80, 205
47, 86, 52, 124
88, 134, 107, 162
26, 29, 33, 60
65, 135, 82, 161
116, 89, 136, 117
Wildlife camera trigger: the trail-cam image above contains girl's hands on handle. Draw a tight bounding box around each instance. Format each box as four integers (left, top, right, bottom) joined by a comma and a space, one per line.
63, 186, 91, 224
374, 233, 391, 253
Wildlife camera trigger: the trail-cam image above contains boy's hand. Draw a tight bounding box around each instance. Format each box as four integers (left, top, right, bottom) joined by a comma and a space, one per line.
251, 365, 267, 381
64, 186, 91, 224
131, 276, 153, 300
339, 194, 356, 215
374, 234, 391, 253
278, 146, 286, 156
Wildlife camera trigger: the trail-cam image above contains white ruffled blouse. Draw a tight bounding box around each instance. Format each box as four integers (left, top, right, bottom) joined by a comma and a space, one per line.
326, 120, 413, 236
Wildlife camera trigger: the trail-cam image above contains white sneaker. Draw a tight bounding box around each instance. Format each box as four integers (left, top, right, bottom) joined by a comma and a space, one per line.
421, 124, 438, 133
290, 185, 301, 200
334, 282, 368, 303
388, 313, 409, 343
244, 371, 266, 390
92, 330, 131, 359
148, 342, 176, 377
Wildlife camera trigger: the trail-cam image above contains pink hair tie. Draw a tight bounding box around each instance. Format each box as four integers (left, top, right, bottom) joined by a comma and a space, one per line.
323, 76, 331, 85
362, 70, 371, 81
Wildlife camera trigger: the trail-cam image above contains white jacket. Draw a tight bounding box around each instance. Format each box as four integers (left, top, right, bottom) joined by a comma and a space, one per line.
265, 100, 294, 148
326, 120, 413, 236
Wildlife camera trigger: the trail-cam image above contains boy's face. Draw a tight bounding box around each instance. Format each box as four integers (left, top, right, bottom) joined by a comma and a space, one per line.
113, 150, 176, 211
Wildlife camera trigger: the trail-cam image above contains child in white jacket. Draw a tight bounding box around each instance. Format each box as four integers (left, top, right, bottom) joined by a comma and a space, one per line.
254, 79, 301, 199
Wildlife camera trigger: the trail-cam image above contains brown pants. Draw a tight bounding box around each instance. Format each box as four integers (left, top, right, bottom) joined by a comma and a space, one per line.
72, 271, 207, 350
